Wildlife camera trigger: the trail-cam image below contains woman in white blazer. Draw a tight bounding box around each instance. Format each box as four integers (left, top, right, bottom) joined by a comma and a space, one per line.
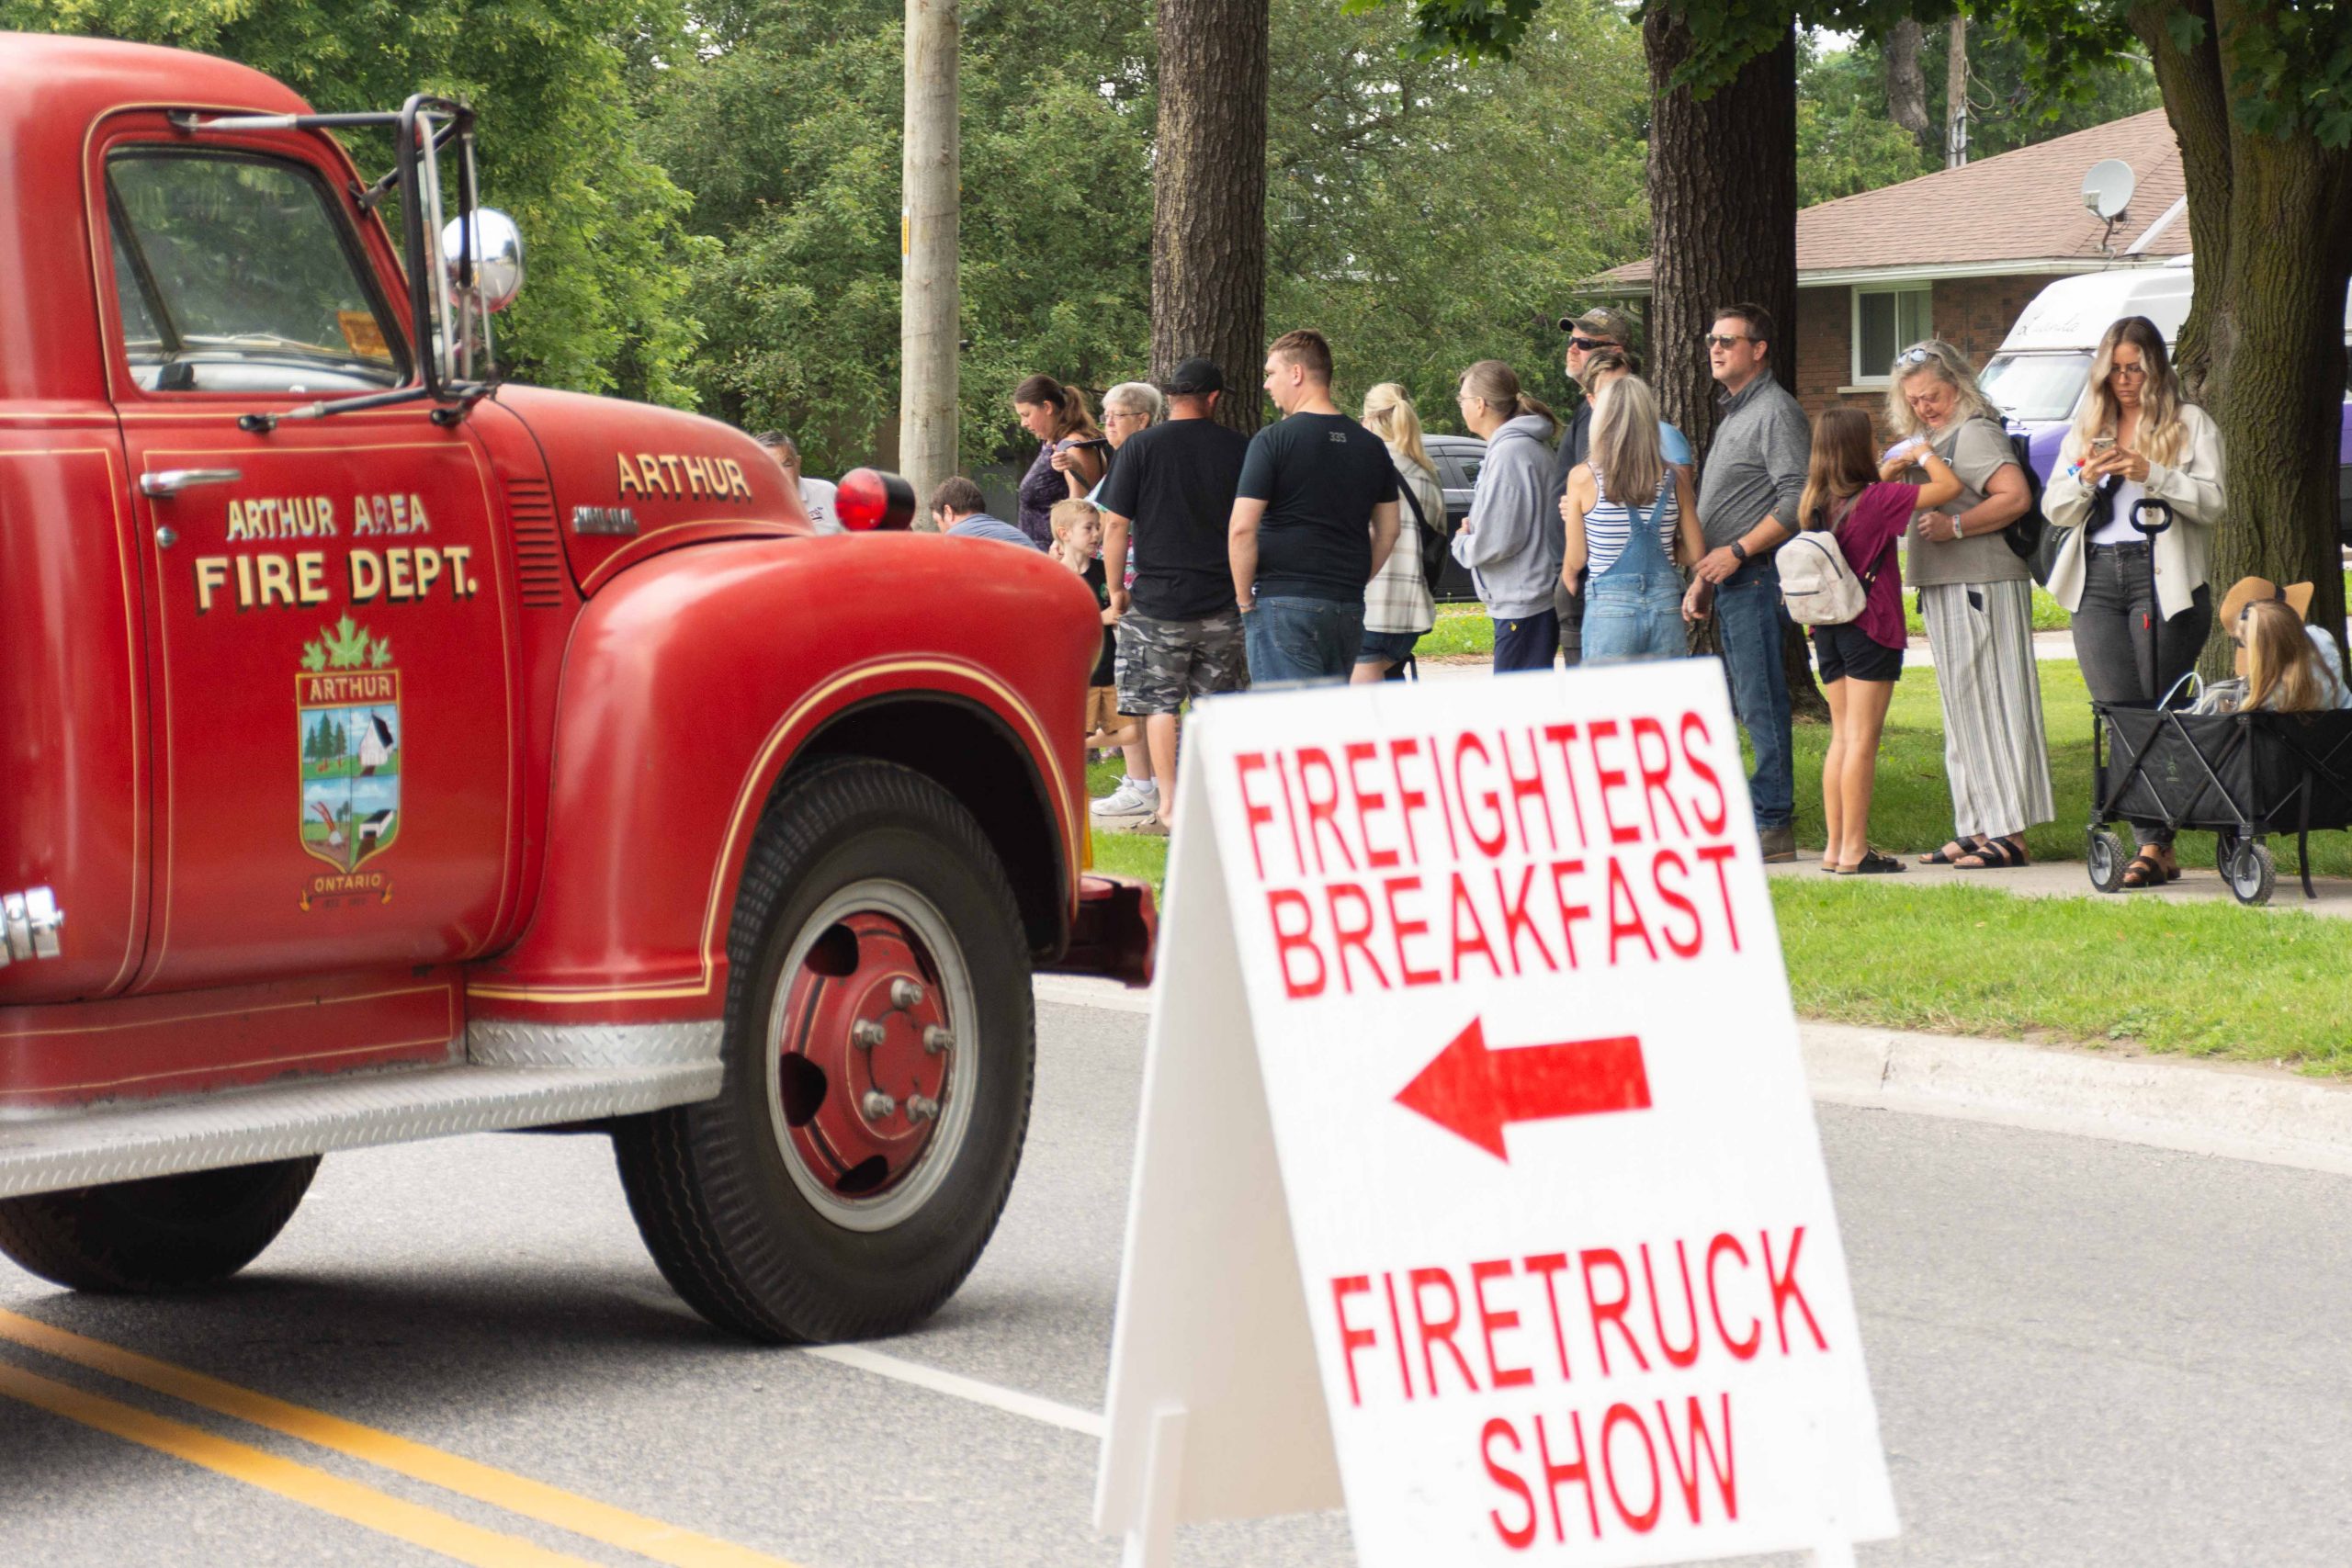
2042, 315, 2227, 887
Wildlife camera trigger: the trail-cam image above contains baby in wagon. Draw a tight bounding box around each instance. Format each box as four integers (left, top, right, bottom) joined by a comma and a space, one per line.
2195, 577, 2352, 714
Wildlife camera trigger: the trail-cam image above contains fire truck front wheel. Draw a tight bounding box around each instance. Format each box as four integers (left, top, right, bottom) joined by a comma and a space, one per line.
0, 1156, 322, 1292
613, 758, 1035, 1343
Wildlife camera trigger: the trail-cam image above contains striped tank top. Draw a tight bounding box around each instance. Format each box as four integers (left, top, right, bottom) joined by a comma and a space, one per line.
1585, 468, 1678, 575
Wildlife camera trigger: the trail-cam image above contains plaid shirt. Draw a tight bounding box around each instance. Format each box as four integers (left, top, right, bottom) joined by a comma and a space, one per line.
1365, 449, 1440, 634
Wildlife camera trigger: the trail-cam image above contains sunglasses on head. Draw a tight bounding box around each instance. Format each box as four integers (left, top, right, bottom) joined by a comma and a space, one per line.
1896, 345, 1937, 367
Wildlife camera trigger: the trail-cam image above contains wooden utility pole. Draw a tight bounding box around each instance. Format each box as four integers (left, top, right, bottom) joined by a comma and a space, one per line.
899, 0, 959, 515
1944, 16, 1968, 168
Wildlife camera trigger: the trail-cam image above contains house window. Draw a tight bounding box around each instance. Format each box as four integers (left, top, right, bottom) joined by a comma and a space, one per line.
1852, 287, 1934, 385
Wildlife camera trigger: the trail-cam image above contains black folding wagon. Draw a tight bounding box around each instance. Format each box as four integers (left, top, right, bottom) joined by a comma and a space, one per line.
2087, 702, 2352, 904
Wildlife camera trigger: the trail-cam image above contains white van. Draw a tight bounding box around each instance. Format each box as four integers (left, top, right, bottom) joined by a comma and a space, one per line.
1979, 260, 2352, 539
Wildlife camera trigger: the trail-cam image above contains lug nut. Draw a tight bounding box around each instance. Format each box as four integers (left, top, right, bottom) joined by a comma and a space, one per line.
906, 1095, 940, 1123
889, 978, 925, 1010
861, 1090, 897, 1121
922, 1024, 954, 1055
851, 1019, 887, 1049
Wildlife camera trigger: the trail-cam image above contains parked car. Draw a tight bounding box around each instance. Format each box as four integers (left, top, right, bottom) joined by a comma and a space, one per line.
1980, 263, 2352, 545
1424, 432, 1485, 603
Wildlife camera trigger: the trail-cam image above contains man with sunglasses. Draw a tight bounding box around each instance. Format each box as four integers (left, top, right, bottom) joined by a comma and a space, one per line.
1683, 302, 1809, 863
1544, 307, 1638, 665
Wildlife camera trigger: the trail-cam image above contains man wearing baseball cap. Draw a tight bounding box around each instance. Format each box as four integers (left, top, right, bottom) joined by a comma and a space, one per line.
1544, 307, 1639, 663
1094, 355, 1253, 834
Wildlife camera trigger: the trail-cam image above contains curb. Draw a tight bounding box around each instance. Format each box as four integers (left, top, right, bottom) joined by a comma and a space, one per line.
1803, 1021, 2352, 1178
1034, 978, 2352, 1179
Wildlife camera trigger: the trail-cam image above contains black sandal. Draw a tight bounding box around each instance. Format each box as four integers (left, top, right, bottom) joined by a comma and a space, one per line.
1849, 850, 1907, 875
1953, 837, 2027, 870
1918, 839, 1977, 865
2120, 852, 2165, 889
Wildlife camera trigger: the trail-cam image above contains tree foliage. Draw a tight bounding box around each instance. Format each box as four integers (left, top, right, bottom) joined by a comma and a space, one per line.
650, 0, 1650, 472
5, 0, 704, 403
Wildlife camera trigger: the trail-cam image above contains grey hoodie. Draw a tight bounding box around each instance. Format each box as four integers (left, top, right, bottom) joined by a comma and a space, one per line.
1450, 413, 1563, 619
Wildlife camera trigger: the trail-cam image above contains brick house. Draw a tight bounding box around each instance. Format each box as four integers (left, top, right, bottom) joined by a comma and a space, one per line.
1590, 109, 2189, 423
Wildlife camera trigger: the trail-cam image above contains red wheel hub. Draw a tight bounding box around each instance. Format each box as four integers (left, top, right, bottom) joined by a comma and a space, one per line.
775, 912, 953, 1199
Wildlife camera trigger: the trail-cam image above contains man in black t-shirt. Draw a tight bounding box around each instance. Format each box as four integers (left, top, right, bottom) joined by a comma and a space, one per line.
1096, 355, 1251, 833
1229, 329, 1401, 684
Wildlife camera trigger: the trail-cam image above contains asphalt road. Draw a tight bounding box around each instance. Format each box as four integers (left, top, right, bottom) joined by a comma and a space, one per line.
2, 996, 2349, 1566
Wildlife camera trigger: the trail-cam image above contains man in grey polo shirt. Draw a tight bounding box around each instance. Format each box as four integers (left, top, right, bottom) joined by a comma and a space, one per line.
1682, 302, 1809, 863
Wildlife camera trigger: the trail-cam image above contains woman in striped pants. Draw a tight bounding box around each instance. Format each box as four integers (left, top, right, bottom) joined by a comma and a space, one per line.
1883, 343, 2052, 869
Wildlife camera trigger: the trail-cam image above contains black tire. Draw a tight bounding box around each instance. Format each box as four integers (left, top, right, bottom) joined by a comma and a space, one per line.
612, 758, 1035, 1343
2225, 838, 2276, 907
2086, 829, 2129, 893
0, 1157, 320, 1292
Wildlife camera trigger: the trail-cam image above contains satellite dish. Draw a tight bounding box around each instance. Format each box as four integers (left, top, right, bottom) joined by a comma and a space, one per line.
2082, 159, 2136, 221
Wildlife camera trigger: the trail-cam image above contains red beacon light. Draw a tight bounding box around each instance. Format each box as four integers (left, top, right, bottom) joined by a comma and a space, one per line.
834, 468, 918, 532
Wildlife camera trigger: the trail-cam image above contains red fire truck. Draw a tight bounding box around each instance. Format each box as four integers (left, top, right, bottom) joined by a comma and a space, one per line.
0, 34, 1150, 1343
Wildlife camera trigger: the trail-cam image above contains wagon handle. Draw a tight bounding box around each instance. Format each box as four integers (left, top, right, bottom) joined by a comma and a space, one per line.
2130, 498, 2174, 536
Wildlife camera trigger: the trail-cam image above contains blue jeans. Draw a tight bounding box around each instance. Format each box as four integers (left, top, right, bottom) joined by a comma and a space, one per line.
1244, 595, 1363, 686
1711, 560, 1794, 830
1581, 512, 1686, 663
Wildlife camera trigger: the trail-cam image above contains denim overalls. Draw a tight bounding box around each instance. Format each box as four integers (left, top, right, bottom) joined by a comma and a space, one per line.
1581, 478, 1684, 663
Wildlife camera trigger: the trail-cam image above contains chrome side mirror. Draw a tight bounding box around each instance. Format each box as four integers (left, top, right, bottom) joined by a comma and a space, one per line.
440, 209, 525, 313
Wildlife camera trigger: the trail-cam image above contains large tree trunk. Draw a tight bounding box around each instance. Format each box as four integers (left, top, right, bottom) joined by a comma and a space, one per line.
1646, 16, 1822, 718
1151, 0, 1269, 434
2128, 0, 2352, 670
1883, 19, 1931, 152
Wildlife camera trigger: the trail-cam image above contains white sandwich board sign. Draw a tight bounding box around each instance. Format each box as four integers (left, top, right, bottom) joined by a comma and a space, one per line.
1095, 660, 1896, 1567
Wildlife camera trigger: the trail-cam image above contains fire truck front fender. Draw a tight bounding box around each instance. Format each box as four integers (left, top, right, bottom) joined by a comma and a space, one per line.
467, 536, 1096, 1023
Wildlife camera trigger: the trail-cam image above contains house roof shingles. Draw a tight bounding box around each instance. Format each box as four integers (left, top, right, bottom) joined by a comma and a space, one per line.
1599, 108, 2186, 288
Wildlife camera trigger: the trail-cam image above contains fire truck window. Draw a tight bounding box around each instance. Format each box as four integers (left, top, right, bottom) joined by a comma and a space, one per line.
106, 151, 407, 395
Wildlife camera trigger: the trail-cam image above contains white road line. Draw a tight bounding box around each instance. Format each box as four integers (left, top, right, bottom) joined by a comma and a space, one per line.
796, 1345, 1105, 1438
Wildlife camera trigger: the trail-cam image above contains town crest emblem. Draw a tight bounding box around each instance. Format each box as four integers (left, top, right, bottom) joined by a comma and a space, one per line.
296, 616, 402, 874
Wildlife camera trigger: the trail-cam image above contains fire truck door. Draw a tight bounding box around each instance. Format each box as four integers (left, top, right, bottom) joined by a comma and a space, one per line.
103, 143, 515, 992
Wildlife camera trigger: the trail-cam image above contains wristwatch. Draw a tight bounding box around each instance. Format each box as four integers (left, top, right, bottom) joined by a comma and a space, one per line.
1729, 541, 1749, 563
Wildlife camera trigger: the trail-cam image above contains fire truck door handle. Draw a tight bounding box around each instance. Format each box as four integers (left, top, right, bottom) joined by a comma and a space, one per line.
140, 468, 241, 499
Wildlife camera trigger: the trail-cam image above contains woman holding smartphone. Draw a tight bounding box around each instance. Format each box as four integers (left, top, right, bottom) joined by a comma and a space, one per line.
2042, 316, 2227, 888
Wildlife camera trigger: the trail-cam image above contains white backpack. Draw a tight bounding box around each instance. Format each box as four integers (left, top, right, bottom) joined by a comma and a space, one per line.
1777, 525, 1872, 626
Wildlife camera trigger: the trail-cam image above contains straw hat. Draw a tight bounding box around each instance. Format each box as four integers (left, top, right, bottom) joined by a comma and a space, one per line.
2219, 577, 2316, 675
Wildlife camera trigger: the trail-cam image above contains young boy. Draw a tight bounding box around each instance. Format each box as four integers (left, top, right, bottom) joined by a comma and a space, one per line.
1051, 498, 1137, 759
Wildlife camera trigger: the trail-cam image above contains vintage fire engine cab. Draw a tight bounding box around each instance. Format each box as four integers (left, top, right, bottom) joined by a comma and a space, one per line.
0, 34, 1149, 1342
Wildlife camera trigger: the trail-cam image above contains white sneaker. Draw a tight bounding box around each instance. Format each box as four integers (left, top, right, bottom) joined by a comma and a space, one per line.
1091, 779, 1159, 818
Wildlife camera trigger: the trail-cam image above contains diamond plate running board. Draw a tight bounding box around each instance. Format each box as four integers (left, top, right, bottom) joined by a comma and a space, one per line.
0, 1061, 723, 1199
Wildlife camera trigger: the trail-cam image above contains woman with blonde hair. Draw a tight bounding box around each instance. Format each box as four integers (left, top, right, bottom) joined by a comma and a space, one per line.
2041, 316, 2227, 886
1883, 339, 2052, 872
1355, 382, 1441, 682
1561, 374, 1702, 662
1450, 360, 1564, 672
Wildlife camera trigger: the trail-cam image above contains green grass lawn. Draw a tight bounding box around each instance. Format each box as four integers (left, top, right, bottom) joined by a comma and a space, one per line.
1775, 878, 2352, 1072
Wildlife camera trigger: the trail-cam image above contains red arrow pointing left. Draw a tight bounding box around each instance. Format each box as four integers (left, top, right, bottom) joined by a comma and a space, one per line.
1394, 1020, 1651, 1161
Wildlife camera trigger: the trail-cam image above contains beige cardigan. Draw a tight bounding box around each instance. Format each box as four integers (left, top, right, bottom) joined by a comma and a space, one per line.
2042, 402, 2226, 620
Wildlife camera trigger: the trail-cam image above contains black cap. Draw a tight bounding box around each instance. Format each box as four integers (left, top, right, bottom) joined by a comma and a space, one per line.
1165, 356, 1225, 397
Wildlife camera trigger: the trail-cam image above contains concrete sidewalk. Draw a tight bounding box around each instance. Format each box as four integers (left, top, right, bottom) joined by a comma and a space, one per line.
1765, 851, 2352, 918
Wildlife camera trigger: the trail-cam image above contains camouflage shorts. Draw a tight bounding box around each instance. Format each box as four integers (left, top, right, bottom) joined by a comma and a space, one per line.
1115, 609, 1250, 716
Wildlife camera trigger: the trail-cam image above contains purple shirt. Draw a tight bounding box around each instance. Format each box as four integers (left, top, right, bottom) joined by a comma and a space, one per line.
1832, 482, 1917, 650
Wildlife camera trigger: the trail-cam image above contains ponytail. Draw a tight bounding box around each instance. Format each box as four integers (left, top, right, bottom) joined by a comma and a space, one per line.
1459, 359, 1558, 440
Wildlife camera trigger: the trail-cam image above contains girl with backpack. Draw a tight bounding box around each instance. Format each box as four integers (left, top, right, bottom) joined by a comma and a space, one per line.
1355, 383, 1441, 682
1797, 407, 1961, 874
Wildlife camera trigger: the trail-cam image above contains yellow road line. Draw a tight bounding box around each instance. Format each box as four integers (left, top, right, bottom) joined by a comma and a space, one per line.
0, 1308, 803, 1568
0, 1356, 598, 1568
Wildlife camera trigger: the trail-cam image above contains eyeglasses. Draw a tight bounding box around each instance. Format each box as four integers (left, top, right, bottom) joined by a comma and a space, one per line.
1702, 333, 1751, 349
1896, 345, 1938, 367
2109, 363, 2149, 380
1567, 336, 1615, 352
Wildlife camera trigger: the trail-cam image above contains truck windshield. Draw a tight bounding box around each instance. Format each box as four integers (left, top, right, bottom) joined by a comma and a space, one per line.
1979, 352, 2091, 425
106, 149, 407, 394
